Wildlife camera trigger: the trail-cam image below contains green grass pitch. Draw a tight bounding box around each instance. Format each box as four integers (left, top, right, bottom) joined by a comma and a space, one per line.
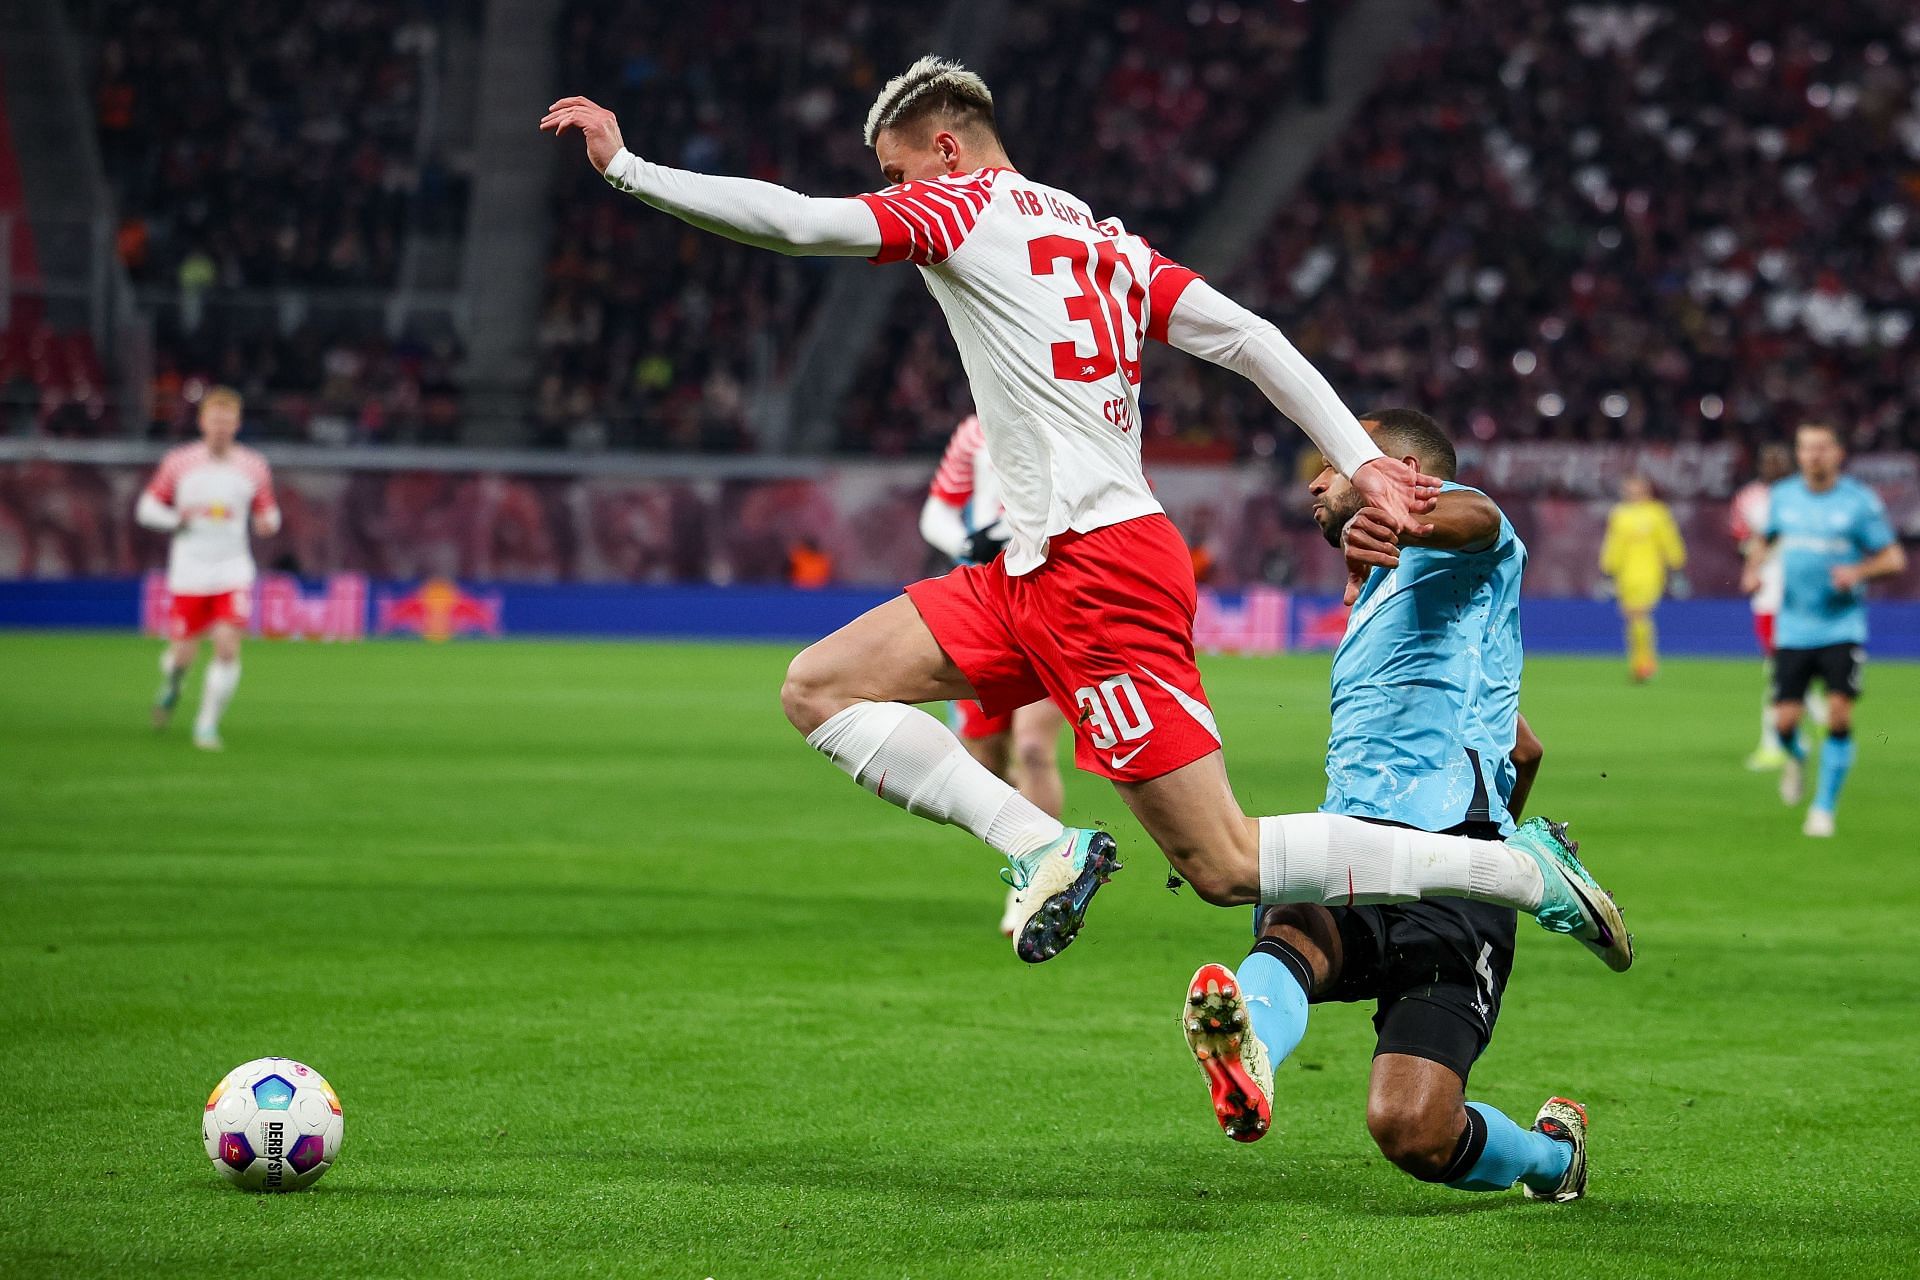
2, 632, 1917, 1278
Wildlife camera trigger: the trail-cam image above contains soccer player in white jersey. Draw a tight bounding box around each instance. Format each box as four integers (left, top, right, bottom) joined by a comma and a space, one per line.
136, 387, 280, 750
920, 413, 1070, 936
1730, 443, 1793, 769
542, 58, 1630, 970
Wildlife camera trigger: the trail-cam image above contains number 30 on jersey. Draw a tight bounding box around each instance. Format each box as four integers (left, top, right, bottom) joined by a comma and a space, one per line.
1074, 674, 1153, 751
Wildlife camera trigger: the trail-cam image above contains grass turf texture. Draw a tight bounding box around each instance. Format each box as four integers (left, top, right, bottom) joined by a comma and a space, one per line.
2, 633, 1917, 1279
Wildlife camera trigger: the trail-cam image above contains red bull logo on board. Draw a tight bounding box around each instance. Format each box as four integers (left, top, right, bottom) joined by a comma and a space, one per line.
375, 579, 503, 642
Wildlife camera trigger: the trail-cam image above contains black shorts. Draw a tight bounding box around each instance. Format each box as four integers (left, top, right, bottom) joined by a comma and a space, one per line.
1772, 643, 1864, 702
1312, 822, 1518, 1084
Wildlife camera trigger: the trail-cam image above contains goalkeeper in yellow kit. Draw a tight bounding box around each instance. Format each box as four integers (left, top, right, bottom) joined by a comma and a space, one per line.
1600, 474, 1686, 682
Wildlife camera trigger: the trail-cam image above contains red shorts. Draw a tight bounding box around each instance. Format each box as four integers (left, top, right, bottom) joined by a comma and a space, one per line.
1753, 612, 1775, 657
168, 590, 251, 640
906, 513, 1219, 782
952, 699, 1012, 740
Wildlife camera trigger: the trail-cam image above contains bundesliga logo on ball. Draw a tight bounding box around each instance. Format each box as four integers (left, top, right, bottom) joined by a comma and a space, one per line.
202, 1058, 343, 1192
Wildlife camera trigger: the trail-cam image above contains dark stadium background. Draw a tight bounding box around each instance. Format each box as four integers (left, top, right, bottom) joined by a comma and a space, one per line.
0, 0, 1914, 635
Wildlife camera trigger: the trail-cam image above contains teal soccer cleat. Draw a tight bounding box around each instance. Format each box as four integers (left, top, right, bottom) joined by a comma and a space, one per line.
1001, 828, 1121, 964
1507, 817, 1634, 972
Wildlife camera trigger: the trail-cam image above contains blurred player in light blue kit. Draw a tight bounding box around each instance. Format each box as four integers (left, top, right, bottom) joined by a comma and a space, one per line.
1743, 423, 1906, 837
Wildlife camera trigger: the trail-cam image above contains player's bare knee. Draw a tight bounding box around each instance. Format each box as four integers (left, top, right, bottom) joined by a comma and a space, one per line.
1176, 857, 1243, 907
1366, 1100, 1459, 1182
780, 646, 848, 735
1011, 736, 1054, 777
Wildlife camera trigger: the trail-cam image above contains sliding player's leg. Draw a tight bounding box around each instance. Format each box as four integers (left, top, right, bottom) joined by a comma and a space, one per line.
1114, 761, 1632, 969
1359, 904, 1584, 1201
782, 592, 1113, 962
1181, 903, 1339, 1142
1366, 1056, 1584, 1201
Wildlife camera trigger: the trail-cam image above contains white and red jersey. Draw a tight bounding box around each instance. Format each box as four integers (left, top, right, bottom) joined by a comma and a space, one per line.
1729, 479, 1784, 613
859, 169, 1200, 575
929, 413, 1004, 529
144, 442, 277, 595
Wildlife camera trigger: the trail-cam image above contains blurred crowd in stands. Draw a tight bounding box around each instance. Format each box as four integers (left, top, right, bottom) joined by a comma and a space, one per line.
66, 0, 468, 440
1200, 0, 1920, 459
532, 0, 927, 452
24, 0, 1915, 464
92, 0, 463, 288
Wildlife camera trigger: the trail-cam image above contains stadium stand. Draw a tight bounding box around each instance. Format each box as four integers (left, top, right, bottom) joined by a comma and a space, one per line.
77, 0, 470, 439
1208, 0, 1920, 459
534, 0, 931, 452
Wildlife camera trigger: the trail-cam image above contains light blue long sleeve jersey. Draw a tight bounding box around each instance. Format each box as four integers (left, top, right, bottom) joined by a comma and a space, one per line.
1323, 482, 1526, 837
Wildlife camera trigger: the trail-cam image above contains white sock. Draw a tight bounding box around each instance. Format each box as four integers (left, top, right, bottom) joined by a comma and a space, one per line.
806, 702, 1066, 859
1256, 814, 1544, 912
196, 658, 240, 735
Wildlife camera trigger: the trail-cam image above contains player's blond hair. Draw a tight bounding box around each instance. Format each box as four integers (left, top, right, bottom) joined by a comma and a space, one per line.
863, 55, 996, 148
200, 385, 243, 415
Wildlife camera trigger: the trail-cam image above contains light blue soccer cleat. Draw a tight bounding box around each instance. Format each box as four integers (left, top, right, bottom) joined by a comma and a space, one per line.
1000, 828, 1122, 963
1507, 817, 1634, 972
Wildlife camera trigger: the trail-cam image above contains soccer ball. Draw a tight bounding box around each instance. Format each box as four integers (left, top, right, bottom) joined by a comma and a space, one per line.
202, 1057, 343, 1192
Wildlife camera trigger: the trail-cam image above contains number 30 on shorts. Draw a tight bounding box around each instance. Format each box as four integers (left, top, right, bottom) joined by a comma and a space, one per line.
1073, 674, 1153, 750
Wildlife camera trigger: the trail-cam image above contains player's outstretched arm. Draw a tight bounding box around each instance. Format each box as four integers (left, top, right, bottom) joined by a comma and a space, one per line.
1160, 279, 1439, 534
540, 97, 882, 258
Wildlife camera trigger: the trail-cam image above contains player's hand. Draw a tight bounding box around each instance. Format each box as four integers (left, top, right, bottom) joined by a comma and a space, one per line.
1739, 566, 1761, 595
962, 523, 1010, 565
1340, 507, 1398, 604
540, 96, 626, 174
1351, 456, 1440, 538
1342, 562, 1368, 607
1341, 507, 1401, 570
1830, 563, 1864, 591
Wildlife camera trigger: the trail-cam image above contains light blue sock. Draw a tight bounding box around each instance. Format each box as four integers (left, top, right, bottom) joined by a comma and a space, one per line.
1814, 731, 1854, 813
1238, 942, 1311, 1065
1446, 1102, 1572, 1193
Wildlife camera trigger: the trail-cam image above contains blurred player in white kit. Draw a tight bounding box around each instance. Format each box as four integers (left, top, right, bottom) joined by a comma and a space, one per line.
919, 414, 1069, 935
136, 387, 280, 750
1729, 443, 1795, 769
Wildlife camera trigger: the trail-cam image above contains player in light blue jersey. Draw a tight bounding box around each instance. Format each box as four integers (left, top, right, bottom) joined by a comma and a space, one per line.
1179, 410, 1619, 1203
1743, 423, 1906, 837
